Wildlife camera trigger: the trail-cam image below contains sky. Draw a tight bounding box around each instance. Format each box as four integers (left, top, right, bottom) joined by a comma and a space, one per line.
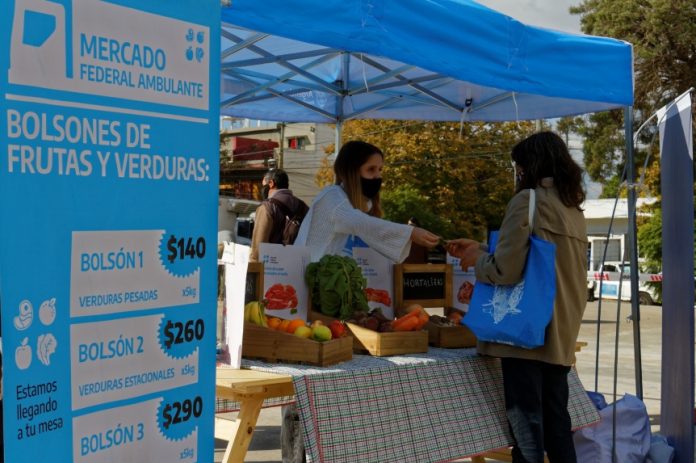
475, 0, 582, 34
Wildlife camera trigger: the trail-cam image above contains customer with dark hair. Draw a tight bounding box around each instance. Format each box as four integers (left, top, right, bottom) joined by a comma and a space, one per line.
296, 140, 439, 261
250, 168, 308, 262
447, 131, 587, 463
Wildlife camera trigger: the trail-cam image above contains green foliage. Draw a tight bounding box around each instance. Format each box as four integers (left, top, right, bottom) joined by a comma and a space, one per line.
305, 255, 369, 320
598, 175, 624, 199
380, 185, 454, 238
637, 205, 662, 273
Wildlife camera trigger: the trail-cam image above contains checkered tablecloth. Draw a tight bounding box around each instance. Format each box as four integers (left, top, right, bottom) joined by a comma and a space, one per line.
217, 348, 599, 462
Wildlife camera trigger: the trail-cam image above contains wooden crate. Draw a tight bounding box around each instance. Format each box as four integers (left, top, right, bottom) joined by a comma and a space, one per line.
308, 310, 429, 356
426, 321, 477, 348
347, 322, 429, 356
427, 307, 477, 348
242, 322, 353, 366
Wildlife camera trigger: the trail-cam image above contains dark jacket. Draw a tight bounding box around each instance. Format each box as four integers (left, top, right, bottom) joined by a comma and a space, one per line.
250, 189, 308, 261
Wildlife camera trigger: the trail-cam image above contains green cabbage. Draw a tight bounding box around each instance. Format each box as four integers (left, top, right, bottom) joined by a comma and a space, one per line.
305, 255, 369, 320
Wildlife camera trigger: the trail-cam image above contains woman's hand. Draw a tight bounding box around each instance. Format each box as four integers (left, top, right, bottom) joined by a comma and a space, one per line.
446, 239, 484, 269
410, 227, 440, 249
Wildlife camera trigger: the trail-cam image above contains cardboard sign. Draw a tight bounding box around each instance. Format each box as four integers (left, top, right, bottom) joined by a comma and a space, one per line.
447, 255, 477, 312
393, 264, 453, 315
259, 243, 310, 320
353, 246, 395, 319
0, 1, 220, 461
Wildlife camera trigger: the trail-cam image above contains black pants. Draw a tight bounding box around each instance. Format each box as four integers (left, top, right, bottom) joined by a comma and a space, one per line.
501, 357, 576, 463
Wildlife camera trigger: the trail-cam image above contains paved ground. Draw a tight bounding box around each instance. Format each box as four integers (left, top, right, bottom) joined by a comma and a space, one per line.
215, 300, 667, 462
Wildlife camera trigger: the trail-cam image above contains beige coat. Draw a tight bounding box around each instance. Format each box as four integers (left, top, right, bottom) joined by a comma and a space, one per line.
475, 180, 587, 366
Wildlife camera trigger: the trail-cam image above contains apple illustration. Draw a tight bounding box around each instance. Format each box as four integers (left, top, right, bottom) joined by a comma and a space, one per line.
15, 338, 32, 370
39, 298, 56, 326
13, 299, 33, 331
186, 47, 194, 61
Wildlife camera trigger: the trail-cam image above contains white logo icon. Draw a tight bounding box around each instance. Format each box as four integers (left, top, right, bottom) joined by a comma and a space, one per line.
13, 299, 33, 331
15, 337, 32, 370
37, 333, 58, 366
39, 297, 57, 326
484, 280, 525, 324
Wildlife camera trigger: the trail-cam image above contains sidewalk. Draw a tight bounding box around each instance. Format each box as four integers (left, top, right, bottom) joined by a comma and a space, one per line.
574, 300, 663, 431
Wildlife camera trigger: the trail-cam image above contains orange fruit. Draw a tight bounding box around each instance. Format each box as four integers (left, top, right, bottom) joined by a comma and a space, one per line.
267, 317, 282, 330
286, 319, 307, 334
278, 319, 291, 333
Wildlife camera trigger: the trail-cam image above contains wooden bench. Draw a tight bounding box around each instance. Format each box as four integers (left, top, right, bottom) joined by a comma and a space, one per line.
215, 368, 294, 463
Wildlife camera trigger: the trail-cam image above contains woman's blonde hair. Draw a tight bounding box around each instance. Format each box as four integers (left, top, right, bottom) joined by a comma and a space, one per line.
334, 140, 383, 217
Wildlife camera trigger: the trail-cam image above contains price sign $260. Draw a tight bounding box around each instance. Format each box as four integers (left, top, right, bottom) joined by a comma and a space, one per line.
163, 319, 205, 349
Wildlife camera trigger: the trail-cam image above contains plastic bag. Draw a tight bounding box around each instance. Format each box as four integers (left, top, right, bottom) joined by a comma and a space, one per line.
573, 394, 651, 463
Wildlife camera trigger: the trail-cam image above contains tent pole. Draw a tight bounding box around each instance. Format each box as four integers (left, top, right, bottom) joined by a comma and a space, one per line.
334, 52, 348, 157
335, 121, 343, 156
624, 106, 643, 400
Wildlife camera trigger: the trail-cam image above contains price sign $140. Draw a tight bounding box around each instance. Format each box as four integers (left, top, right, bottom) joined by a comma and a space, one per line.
166, 235, 206, 263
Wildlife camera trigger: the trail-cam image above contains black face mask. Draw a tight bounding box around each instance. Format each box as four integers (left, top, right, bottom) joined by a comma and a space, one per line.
262, 184, 270, 199
360, 177, 382, 199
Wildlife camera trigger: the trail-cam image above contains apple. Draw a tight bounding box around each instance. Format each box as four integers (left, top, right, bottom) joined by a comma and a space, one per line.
293, 326, 312, 339
311, 325, 332, 342
328, 320, 346, 339
15, 338, 32, 370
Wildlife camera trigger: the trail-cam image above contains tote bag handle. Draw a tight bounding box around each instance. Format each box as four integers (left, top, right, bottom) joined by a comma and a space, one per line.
528, 189, 536, 233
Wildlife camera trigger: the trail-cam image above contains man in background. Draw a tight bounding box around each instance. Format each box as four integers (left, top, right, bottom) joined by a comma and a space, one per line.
250, 168, 308, 262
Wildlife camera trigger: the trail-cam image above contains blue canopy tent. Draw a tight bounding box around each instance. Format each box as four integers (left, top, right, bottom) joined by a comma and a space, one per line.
220, 0, 633, 126
218, 0, 690, 456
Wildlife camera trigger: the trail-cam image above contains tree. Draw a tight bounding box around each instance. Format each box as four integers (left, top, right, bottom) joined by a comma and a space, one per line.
380, 185, 452, 237
335, 119, 537, 240
570, 0, 696, 271
314, 143, 336, 188
570, 0, 696, 191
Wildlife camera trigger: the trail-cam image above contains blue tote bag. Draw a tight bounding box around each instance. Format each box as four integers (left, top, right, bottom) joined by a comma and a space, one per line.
464, 190, 556, 348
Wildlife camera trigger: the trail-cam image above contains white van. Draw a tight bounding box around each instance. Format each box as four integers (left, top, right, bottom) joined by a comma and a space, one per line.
592, 261, 661, 305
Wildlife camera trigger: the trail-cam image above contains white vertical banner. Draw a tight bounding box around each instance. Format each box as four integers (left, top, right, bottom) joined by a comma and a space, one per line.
223, 243, 250, 369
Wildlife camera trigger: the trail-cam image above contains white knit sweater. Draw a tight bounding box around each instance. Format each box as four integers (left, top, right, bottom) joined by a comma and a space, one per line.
295, 185, 413, 263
